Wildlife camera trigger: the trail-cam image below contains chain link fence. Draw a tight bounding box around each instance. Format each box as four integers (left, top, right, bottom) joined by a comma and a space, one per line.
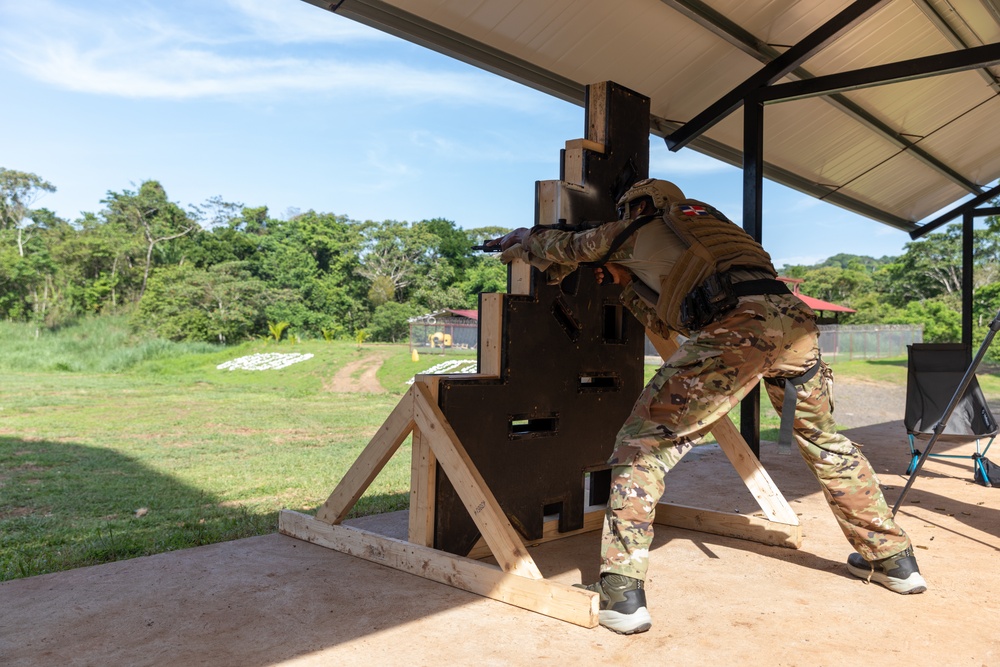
817, 324, 923, 361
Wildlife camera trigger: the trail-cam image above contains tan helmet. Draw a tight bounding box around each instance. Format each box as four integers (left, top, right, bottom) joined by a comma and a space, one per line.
616, 178, 685, 218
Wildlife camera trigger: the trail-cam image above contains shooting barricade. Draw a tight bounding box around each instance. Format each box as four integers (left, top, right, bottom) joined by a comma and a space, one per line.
279, 81, 800, 628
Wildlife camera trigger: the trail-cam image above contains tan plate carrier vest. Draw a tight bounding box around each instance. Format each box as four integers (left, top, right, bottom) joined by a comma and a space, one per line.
654, 199, 776, 331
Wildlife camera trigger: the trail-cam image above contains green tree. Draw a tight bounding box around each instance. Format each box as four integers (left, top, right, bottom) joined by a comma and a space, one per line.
0, 168, 56, 256
415, 218, 475, 274
356, 220, 434, 304
369, 301, 420, 343
134, 262, 289, 343
0, 170, 60, 324
891, 299, 961, 343
798, 265, 873, 306
102, 181, 197, 302
457, 257, 508, 306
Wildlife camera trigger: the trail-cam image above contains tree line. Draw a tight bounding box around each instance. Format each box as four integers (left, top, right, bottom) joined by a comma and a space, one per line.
0, 168, 508, 343
2, 166, 998, 347
780, 218, 1000, 346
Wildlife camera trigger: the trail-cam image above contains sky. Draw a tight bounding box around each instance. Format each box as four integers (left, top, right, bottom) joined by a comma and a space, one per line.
0, 0, 968, 269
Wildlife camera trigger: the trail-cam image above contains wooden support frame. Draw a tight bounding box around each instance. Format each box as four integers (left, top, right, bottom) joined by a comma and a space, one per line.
280, 376, 599, 628
281, 313, 800, 629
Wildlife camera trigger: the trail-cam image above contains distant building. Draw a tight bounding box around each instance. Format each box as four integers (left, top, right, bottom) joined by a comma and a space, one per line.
407, 309, 478, 353
778, 277, 856, 325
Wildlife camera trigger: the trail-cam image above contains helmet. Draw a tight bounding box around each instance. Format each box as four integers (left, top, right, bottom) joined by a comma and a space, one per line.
616, 178, 685, 218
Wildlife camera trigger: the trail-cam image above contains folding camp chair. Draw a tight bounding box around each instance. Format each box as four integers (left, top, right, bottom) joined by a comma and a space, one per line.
904, 343, 997, 483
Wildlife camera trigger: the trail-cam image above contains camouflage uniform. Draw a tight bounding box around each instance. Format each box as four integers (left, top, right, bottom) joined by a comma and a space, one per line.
514, 218, 911, 582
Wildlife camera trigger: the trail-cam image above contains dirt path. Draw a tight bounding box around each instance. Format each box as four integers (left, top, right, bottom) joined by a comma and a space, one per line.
832, 376, 907, 429
324, 354, 387, 394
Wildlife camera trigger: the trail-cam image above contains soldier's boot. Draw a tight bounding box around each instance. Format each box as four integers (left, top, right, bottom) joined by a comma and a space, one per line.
574, 573, 652, 635
846, 546, 928, 594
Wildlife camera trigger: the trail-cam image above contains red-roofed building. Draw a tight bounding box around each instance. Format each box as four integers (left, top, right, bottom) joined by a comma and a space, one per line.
408, 309, 478, 353
778, 277, 856, 324
443, 309, 478, 321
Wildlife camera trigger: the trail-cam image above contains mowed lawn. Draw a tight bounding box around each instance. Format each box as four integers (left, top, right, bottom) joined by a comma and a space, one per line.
3, 320, 999, 581
0, 330, 471, 581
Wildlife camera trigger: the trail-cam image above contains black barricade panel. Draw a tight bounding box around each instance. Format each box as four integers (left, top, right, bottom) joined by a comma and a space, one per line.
433, 82, 651, 555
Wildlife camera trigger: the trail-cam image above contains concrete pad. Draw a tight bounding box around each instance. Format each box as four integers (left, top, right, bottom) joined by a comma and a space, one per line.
2, 421, 998, 666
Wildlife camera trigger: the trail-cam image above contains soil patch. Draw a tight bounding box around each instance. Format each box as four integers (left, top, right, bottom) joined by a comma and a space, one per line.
324, 354, 387, 394
832, 376, 907, 429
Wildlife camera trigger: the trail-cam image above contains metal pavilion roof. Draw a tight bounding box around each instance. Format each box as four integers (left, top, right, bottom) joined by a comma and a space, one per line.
303, 0, 1000, 237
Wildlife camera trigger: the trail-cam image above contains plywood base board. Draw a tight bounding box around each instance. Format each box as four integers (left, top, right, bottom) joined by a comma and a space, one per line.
279, 510, 598, 628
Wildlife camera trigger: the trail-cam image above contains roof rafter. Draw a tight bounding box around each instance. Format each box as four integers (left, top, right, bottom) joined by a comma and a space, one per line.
912, 0, 1000, 92
659, 0, 983, 194
910, 180, 1000, 238
664, 0, 893, 151
648, 117, 916, 232
757, 42, 1000, 102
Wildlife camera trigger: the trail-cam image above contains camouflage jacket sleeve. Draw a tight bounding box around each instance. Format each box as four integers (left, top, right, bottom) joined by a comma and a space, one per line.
619, 282, 675, 340
520, 219, 633, 267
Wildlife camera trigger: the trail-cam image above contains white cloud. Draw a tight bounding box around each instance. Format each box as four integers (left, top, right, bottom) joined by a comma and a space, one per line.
0, 0, 539, 107
780, 194, 824, 213
365, 147, 418, 179
7, 40, 521, 101
224, 0, 389, 44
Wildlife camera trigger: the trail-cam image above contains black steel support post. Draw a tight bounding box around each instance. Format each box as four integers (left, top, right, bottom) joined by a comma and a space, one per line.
963, 211, 974, 358
741, 98, 765, 457
961, 206, 1000, 361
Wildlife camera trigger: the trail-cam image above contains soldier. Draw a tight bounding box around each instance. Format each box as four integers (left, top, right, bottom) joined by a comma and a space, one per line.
488, 179, 926, 636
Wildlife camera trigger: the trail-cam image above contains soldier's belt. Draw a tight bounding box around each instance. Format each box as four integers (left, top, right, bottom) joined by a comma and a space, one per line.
680, 275, 790, 331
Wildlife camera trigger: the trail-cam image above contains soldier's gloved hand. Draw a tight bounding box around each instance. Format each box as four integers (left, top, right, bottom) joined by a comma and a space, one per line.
499, 243, 529, 265
500, 243, 554, 272
485, 228, 529, 252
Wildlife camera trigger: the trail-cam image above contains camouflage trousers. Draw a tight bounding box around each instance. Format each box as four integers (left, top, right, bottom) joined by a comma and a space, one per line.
601, 293, 911, 580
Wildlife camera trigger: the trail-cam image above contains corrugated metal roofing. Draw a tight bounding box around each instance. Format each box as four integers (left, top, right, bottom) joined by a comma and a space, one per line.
779, 277, 856, 312
303, 0, 1000, 234
795, 294, 857, 313
445, 309, 479, 320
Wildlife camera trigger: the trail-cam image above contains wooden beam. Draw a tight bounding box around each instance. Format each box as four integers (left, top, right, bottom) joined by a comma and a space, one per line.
644, 329, 799, 525
508, 260, 531, 296
654, 503, 800, 548
466, 498, 801, 559
411, 381, 543, 579
279, 510, 598, 628
565, 139, 605, 154
644, 328, 680, 360
408, 415, 437, 546
316, 390, 416, 524
563, 139, 606, 187
708, 418, 798, 524
479, 293, 504, 374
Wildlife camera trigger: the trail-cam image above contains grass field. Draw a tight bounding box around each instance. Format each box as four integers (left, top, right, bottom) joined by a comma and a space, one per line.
2, 317, 997, 582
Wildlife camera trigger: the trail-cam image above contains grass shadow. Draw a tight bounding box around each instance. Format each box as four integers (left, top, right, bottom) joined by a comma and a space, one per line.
0, 435, 274, 581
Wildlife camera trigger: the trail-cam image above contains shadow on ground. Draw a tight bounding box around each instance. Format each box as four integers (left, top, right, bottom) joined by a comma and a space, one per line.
0, 435, 271, 581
